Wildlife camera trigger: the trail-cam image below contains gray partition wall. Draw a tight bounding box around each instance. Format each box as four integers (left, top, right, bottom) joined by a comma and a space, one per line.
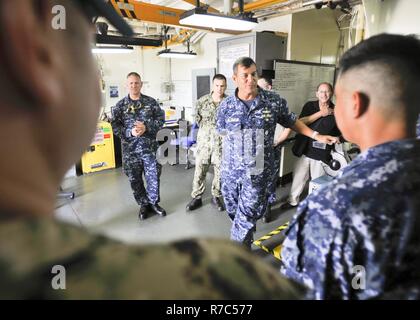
217, 31, 287, 95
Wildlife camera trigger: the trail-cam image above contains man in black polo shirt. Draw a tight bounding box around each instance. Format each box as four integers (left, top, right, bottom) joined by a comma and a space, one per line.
281, 82, 341, 210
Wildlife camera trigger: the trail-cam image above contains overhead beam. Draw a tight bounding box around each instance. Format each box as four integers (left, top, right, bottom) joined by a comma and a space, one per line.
110, 0, 184, 26
109, 0, 242, 35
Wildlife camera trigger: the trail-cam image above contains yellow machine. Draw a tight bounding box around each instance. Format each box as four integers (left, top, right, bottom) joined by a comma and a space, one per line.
81, 121, 116, 174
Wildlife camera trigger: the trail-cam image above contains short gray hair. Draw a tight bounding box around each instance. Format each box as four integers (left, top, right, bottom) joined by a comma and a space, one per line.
233, 57, 256, 75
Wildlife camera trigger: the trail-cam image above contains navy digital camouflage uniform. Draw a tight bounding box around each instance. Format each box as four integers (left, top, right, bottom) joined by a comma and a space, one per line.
258, 89, 282, 205
111, 94, 165, 206
0, 217, 304, 299
268, 143, 281, 204
281, 139, 420, 299
216, 88, 297, 243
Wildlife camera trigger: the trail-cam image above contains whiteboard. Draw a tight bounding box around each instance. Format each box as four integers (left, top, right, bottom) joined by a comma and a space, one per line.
219, 43, 250, 81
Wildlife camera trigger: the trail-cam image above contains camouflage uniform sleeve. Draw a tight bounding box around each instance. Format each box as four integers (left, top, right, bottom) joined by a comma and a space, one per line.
280, 185, 360, 299
277, 97, 297, 128
280, 205, 315, 291
0, 219, 305, 299
110, 100, 131, 142
215, 100, 227, 136
62, 238, 306, 299
145, 98, 165, 137
194, 99, 203, 125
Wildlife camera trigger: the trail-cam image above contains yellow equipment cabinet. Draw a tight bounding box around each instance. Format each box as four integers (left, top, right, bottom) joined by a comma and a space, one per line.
81, 121, 116, 174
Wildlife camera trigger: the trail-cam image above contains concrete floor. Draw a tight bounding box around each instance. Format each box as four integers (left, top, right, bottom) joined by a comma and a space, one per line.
55, 164, 298, 268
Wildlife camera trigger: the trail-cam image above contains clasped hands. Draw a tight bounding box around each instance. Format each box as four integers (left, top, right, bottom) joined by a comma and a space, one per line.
131, 121, 146, 137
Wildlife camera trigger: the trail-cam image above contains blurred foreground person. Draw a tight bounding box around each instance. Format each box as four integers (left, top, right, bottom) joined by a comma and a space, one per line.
0, 0, 302, 299
282, 34, 420, 300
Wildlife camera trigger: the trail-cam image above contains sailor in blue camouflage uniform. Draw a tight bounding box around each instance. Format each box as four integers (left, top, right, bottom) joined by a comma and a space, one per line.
111, 72, 167, 220
217, 57, 339, 247
281, 34, 420, 300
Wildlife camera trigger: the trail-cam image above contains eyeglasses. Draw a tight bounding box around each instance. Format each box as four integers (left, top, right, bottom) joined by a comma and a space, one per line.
74, 0, 133, 36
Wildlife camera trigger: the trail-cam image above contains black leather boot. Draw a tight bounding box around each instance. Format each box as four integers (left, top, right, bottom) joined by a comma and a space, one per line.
211, 197, 225, 211
150, 203, 167, 217
138, 205, 149, 220
186, 197, 202, 211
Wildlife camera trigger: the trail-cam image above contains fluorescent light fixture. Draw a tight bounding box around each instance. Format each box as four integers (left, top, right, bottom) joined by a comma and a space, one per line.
179, 7, 258, 31
157, 49, 197, 59
91, 45, 134, 54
